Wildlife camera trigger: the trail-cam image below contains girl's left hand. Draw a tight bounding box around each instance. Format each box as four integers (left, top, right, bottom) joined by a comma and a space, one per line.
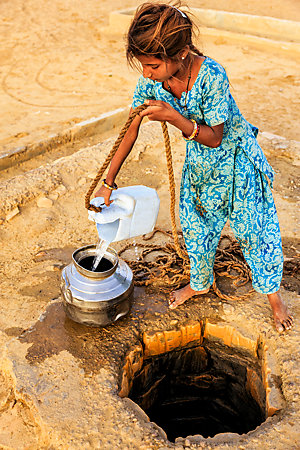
139, 99, 177, 122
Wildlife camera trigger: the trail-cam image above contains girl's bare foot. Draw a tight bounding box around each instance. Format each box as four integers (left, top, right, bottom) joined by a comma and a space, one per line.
267, 291, 294, 333
169, 284, 209, 309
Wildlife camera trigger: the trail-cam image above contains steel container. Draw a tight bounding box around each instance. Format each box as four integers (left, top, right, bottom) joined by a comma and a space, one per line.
61, 245, 133, 326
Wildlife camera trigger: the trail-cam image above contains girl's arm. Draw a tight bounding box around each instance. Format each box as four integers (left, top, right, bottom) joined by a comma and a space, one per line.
94, 108, 143, 205
169, 110, 224, 148
140, 100, 224, 148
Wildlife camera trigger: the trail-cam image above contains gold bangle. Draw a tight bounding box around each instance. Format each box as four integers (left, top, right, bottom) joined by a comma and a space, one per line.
182, 119, 198, 141
102, 179, 118, 190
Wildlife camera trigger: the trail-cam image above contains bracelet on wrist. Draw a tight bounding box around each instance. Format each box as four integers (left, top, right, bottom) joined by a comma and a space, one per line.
102, 179, 118, 190
194, 122, 200, 140
182, 119, 200, 141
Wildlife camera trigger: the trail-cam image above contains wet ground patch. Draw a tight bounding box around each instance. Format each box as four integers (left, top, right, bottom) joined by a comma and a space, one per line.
16, 285, 170, 373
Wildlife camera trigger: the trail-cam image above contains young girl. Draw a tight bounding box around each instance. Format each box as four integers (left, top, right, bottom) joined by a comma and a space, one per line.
95, 2, 293, 333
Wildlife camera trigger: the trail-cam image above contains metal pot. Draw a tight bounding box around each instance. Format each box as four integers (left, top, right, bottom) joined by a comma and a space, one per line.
61, 245, 133, 326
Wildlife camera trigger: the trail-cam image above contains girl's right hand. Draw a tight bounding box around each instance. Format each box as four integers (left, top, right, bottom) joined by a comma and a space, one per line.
93, 185, 114, 207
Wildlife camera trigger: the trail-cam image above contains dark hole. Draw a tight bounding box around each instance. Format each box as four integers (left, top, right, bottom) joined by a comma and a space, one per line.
78, 256, 113, 272
128, 342, 266, 442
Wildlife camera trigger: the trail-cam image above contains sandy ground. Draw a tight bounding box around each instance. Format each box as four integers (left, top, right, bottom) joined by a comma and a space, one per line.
0, 0, 300, 158
0, 1, 299, 449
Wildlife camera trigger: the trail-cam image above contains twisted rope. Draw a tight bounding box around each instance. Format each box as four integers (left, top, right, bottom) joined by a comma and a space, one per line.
160, 121, 188, 260
85, 106, 254, 301
85, 104, 148, 212
119, 231, 254, 301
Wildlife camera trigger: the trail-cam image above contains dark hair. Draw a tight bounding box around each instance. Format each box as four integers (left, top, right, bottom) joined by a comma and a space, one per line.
126, 2, 203, 68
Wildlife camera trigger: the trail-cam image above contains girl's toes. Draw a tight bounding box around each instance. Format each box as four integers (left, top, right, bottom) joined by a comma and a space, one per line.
168, 293, 177, 308
275, 318, 284, 333
169, 294, 183, 310
169, 299, 179, 310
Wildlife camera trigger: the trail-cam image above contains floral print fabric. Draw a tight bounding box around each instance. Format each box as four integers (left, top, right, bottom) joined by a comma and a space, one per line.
132, 57, 283, 294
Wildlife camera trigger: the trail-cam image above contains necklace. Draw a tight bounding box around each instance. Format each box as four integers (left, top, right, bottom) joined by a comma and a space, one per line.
166, 64, 192, 110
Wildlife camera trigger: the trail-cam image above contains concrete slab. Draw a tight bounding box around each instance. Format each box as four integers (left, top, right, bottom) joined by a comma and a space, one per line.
106, 7, 300, 58
109, 7, 300, 43
193, 8, 300, 42
0, 106, 130, 171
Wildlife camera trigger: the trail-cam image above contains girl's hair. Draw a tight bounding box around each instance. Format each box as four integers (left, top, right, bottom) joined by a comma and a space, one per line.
126, 2, 203, 68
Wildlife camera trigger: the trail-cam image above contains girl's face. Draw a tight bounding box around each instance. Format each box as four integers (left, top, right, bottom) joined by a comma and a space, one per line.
136, 55, 182, 82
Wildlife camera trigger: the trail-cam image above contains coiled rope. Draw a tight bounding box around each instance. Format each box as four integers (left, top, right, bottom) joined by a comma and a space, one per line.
85, 104, 254, 301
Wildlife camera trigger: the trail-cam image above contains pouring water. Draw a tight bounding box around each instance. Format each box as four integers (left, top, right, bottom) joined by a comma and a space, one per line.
88, 186, 160, 270
92, 238, 110, 271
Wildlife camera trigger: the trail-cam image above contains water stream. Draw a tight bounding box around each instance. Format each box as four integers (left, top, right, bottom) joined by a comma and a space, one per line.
92, 234, 140, 272
92, 238, 110, 271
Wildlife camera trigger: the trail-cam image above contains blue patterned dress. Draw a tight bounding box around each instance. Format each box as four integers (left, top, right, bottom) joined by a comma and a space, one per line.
132, 57, 283, 294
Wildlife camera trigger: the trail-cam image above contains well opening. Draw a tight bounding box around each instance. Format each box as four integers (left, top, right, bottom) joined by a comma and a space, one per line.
129, 342, 265, 441
119, 323, 280, 443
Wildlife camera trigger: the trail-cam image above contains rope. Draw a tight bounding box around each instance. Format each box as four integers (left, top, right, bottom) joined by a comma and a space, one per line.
119, 231, 254, 300
160, 121, 187, 260
85, 105, 254, 301
85, 104, 148, 212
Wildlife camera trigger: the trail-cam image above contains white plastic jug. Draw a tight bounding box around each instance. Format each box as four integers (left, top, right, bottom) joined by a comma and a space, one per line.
88, 186, 160, 242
